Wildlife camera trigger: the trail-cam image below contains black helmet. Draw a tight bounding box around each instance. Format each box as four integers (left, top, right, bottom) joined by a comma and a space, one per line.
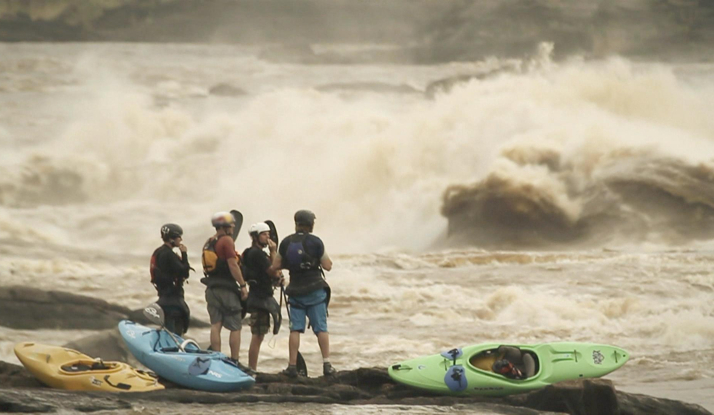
294, 210, 316, 226
161, 223, 183, 241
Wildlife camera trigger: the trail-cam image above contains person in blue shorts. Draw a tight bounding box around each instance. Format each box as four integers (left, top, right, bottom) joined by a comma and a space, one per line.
273, 210, 335, 377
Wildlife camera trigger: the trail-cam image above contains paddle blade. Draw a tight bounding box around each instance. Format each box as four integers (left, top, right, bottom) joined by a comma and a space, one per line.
143, 303, 165, 327
230, 210, 243, 241
240, 296, 248, 320
296, 352, 308, 377
188, 357, 211, 376
265, 220, 279, 244
272, 311, 282, 336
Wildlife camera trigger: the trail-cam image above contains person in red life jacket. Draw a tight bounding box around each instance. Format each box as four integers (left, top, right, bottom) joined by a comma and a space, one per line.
492, 359, 526, 379
150, 223, 192, 336
491, 345, 535, 380
243, 222, 284, 372
201, 211, 252, 375
273, 210, 336, 377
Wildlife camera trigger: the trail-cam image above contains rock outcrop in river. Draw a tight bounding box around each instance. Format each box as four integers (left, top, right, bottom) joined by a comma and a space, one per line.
1, 287, 710, 414
0, 360, 710, 414
0, 286, 208, 330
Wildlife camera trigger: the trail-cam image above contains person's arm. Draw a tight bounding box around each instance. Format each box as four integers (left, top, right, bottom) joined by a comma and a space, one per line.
264, 240, 284, 286
315, 238, 332, 271
228, 257, 245, 285
320, 252, 332, 272
167, 245, 191, 281
228, 257, 248, 300
272, 239, 284, 271
219, 237, 248, 299
266, 239, 280, 277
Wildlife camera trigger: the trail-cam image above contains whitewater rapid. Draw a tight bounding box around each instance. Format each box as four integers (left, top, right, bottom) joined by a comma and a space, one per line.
1, 42, 713, 412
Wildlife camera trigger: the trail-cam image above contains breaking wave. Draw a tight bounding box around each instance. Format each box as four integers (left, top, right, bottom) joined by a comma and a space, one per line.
441, 54, 714, 248
1, 44, 713, 251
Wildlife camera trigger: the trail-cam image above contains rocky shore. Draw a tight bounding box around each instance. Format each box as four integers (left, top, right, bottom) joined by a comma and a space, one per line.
0, 286, 711, 414
1, 360, 710, 414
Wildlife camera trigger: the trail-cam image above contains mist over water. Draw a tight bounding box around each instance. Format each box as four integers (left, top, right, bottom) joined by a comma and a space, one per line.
1, 43, 713, 252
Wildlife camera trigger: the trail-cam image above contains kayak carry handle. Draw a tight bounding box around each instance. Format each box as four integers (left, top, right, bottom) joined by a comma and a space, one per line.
180, 339, 200, 351
448, 349, 459, 366
104, 375, 131, 390
440, 348, 464, 369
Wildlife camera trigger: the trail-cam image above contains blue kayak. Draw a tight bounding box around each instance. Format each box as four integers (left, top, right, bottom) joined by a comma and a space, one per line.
118, 320, 254, 392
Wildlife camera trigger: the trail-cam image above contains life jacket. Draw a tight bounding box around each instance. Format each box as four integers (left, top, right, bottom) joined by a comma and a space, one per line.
241, 247, 274, 299
282, 233, 327, 297
283, 233, 321, 274
150, 245, 185, 297
149, 245, 190, 332
493, 359, 524, 379
200, 234, 241, 296
201, 235, 232, 280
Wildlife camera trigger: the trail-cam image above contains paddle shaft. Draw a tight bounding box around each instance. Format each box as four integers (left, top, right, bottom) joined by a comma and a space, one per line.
143, 303, 186, 352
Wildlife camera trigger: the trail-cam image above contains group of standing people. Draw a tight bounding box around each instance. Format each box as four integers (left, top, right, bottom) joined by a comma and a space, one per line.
149, 209, 335, 378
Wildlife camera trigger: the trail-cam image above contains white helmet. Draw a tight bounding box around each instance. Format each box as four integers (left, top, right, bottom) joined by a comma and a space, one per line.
248, 222, 270, 236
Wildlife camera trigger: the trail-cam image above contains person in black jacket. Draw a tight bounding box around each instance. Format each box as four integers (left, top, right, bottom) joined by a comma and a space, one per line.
243, 222, 283, 372
150, 223, 192, 335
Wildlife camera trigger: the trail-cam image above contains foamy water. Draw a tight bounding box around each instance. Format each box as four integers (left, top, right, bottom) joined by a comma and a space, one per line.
1, 43, 713, 413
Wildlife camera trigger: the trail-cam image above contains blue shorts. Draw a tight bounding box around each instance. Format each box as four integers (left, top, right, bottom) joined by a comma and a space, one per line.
288, 289, 328, 334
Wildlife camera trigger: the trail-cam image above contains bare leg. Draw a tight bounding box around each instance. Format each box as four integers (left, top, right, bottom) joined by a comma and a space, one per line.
228, 328, 242, 361
288, 331, 300, 365
248, 334, 264, 371
210, 322, 222, 352
316, 332, 330, 359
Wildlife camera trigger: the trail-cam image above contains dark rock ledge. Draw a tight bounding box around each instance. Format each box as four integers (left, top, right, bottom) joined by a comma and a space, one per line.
0, 286, 208, 330
0, 362, 710, 415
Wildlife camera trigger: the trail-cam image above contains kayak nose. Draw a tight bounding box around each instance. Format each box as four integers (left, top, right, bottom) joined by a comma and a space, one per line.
613, 347, 629, 366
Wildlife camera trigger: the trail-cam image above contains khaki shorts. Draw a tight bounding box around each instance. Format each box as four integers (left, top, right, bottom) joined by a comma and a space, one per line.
205, 288, 242, 331
249, 311, 271, 335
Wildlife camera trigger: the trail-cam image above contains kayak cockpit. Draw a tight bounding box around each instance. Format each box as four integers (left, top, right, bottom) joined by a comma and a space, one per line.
469, 346, 540, 380
60, 360, 120, 373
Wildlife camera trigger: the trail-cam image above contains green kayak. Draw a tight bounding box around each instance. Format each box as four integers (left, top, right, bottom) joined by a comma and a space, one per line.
388, 342, 629, 396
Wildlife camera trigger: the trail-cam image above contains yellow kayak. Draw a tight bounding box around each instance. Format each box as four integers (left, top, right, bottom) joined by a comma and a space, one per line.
14, 342, 164, 392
